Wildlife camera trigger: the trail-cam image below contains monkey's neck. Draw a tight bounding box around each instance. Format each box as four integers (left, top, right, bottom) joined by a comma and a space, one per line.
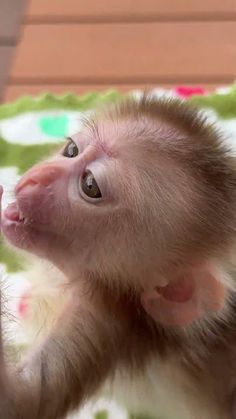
60, 267, 236, 375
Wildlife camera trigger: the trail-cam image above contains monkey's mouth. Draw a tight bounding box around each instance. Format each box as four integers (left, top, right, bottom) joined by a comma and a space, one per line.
1, 202, 35, 248
1, 199, 60, 258
3, 195, 51, 227
2, 201, 38, 246
1, 199, 51, 247
3, 202, 33, 224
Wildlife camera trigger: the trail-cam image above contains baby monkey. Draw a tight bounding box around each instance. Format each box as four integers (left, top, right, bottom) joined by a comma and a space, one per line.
1, 96, 236, 419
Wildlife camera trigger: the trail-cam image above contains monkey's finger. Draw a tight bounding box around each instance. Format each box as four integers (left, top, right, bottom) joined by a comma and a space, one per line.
0, 187, 7, 387
0, 187, 4, 370
0, 291, 9, 401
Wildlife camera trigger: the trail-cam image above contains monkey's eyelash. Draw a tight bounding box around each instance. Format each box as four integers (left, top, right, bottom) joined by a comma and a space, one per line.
63, 137, 79, 147
64, 137, 76, 148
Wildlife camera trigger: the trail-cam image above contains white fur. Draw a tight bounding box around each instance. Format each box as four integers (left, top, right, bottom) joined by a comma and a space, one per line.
107, 357, 226, 419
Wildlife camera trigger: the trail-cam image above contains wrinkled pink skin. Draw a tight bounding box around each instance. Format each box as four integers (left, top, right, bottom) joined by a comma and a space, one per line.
1, 161, 71, 274
0, 124, 129, 279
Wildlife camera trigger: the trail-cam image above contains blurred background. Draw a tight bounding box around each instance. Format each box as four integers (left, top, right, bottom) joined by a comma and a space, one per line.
1, 0, 236, 103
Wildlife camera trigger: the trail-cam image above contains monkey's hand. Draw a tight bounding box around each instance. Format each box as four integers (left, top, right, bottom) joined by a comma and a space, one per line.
0, 184, 19, 418
0, 293, 121, 419
0, 304, 17, 419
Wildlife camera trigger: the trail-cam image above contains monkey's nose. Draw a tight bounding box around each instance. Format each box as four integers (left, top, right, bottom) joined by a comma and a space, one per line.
16, 165, 65, 192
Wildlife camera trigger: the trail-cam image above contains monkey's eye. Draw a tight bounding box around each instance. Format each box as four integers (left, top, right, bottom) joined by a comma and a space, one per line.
63, 138, 79, 158
81, 170, 102, 199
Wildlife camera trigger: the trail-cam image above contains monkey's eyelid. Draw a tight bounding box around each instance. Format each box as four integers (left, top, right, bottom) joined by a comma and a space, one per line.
65, 136, 82, 151
64, 137, 76, 146
62, 138, 80, 158
61, 137, 73, 151
64, 137, 80, 146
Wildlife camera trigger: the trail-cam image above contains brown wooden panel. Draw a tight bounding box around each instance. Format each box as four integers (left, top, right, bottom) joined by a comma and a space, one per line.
0, 0, 28, 40
27, 0, 236, 21
10, 22, 236, 83
5, 83, 223, 102
0, 47, 14, 101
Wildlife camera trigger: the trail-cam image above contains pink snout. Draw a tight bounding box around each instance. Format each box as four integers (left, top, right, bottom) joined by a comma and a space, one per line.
14, 164, 68, 225
16, 164, 66, 192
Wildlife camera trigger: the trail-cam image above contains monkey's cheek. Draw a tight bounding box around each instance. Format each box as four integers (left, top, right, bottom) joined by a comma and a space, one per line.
16, 189, 53, 226
1, 218, 49, 253
2, 218, 34, 246
2, 218, 68, 264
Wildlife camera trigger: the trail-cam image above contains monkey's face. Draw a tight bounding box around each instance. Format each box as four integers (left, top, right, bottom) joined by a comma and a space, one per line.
0, 109, 232, 278
1, 119, 147, 276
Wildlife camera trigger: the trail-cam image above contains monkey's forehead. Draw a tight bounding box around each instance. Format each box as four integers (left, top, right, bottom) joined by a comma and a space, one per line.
79, 111, 175, 154
79, 117, 203, 164
92, 97, 220, 146
71, 97, 225, 168
103, 97, 216, 138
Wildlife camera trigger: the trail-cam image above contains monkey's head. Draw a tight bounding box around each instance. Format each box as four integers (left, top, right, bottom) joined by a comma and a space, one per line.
2, 96, 236, 327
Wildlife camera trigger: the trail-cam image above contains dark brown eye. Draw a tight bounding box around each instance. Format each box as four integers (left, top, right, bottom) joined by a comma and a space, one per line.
81, 170, 102, 199
63, 138, 79, 158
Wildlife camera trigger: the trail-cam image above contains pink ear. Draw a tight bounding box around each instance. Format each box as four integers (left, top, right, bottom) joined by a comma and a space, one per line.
141, 265, 226, 326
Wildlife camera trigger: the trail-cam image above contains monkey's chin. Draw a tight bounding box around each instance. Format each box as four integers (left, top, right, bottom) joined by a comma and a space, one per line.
1, 204, 56, 255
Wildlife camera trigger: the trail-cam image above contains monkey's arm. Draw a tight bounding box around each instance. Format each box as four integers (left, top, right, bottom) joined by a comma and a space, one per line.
0, 294, 17, 419
0, 187, 12, 415
1, 295, 121, 419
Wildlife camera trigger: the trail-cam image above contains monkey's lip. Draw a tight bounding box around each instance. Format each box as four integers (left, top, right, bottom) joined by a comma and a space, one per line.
1, 201, 53, 251
3, 197, 51, 227
3, 202, 25, 223
2, 199, 56, 233
3, 202, 32, 224
1, 202, 36, 248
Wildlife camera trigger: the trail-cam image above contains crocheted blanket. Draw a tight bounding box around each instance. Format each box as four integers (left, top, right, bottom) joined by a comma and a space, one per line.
1, 85, 236, 419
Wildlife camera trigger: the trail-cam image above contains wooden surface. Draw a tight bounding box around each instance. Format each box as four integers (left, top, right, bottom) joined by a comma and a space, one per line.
5, 0, 236, 101
10, 22, 236, 82
0, 0, 27, 101
0, 0, 27, 39
0, 48, 14, 101
27, 0, 236, 21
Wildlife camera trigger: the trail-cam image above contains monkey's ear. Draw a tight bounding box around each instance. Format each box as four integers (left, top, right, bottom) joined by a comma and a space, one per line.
141, 265, 226, 326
